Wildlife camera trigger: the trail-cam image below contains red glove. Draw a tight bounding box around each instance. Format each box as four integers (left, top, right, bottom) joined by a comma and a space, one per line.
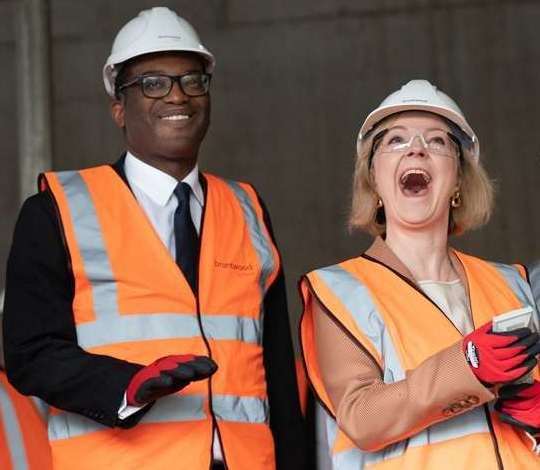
496, 381, 540, 434
127, 355, 217, 406
462, 322, 540, 386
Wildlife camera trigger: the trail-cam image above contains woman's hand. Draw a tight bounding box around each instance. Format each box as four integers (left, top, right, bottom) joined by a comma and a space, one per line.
496, 381, 540, 434
462, 322, 540, 386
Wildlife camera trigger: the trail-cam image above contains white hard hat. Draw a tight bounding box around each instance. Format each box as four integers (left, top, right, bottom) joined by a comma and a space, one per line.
103, 7, 215, 97
357, 79, 480, 161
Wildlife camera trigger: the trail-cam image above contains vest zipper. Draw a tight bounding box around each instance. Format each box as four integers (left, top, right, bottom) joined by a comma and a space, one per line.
196, 179, 229, 470
484, 405, 504, 470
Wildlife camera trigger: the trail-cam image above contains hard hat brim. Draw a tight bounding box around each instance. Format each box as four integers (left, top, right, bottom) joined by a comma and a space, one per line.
359, 103, 475, 142
108, 43, 215, 73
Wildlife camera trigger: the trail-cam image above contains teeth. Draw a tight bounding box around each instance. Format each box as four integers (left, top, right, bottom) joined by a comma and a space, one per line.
162, 114, 190, 121
400, 169, 431, 185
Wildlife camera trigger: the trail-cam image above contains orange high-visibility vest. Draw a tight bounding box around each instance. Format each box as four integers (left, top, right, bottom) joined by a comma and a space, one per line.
295, 357, 309, 417
40, 166, 281, 470
300, 252, 540, 469
0, 371, 52, 470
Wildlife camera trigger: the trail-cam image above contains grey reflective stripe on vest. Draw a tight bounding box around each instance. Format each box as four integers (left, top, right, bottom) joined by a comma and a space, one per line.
31, 397, 49, 422
325, 407, 488, 470
314, 264, 490, 469
48, 394, 268, 441
527, 261, 540, 308
491, 262, 540, 331
57, 172, 119, 315
225, 181, 275, 292
0, 382, 28, 470
49, 394, 205, 440
213, 395, 268, 423
225, 180, 276, 301
316, 266, 403, 382
491, 262, 536, 309
76, 313, 260, 349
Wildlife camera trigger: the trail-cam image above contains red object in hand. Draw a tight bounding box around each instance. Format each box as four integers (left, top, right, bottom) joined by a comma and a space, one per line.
127, 354, 217, 406
496, 381, 540, 433
462, 322, 539, 386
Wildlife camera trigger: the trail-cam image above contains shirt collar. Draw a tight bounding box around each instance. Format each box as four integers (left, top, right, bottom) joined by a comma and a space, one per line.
124, 152, 204, 207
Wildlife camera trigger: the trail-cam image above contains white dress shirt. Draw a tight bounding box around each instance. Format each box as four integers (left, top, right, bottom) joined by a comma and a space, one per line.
119, 152, 223, 461
124, 151, 204, 243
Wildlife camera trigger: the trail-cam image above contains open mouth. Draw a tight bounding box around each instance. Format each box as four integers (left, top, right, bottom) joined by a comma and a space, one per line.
399, 169, 432, 195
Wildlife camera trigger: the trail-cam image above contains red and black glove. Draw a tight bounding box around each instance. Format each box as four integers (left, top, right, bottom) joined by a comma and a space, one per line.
127, 355, 217, 406
495, 381, 540, 434
462, 322, 540, 386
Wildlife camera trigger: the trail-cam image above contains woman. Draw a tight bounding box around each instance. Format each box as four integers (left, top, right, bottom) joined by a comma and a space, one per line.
300, 80, 540, 469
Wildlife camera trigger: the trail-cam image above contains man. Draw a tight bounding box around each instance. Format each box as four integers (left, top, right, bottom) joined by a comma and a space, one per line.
3, 7, 307, 469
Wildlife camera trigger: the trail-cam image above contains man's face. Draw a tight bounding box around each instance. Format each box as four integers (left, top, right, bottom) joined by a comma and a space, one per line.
111, 52, 210, 163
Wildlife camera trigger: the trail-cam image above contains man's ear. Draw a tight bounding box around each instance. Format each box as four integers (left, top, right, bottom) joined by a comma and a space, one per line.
110, 98, 125, 129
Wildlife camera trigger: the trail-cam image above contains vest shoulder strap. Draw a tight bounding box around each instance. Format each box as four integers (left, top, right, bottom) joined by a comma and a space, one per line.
305, 259, 386, 367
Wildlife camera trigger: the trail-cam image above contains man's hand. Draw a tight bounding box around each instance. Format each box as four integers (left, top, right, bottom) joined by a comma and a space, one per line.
127, 355, 217, 406
496, 381, 540, 434
462, 322, 540, 386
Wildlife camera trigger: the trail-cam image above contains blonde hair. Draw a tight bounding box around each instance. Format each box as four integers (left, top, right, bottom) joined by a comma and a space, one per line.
348, 115, 495, 236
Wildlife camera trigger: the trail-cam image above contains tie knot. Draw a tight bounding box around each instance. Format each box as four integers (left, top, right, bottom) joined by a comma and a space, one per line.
174, 182, 191, 205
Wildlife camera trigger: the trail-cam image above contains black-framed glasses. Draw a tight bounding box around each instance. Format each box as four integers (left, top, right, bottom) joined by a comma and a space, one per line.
117, 72, 212, 98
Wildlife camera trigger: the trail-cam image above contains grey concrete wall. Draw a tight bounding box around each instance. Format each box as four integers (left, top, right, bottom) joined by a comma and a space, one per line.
0, 1, 20, 291
1, 0, 539, 338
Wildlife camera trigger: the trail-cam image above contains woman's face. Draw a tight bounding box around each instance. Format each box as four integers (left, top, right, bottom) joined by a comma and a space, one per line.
371, 111, 460, 233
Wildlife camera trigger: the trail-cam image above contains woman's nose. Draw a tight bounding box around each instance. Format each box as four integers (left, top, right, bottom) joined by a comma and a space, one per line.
406, 135, 427, 157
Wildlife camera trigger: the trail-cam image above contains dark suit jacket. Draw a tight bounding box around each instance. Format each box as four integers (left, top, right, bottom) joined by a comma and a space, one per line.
2, 158, 310, 469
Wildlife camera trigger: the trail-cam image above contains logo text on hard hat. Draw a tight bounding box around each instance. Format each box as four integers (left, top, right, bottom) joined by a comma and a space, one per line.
402, 98, 428, 103
158, 35, 182, 40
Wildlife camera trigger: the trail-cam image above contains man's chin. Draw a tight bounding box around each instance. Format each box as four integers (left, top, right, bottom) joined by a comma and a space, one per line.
155, 138, 202, 160
160, 145, 199, 162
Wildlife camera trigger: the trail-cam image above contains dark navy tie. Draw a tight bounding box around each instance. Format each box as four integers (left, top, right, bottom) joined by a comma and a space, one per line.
173, 182, 198, 293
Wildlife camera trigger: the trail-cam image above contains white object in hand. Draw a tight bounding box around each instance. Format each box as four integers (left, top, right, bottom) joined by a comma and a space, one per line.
492, 306, 533, 333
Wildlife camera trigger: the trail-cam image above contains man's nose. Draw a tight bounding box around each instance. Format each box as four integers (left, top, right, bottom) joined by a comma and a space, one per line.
164, 79, 188, 103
